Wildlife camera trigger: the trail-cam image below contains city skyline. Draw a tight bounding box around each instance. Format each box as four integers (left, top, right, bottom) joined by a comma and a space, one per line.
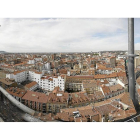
1, 18, 140, 52
0, 18, 140, 123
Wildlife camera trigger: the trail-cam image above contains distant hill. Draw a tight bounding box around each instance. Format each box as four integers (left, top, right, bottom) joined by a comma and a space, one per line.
0, 51, 6, 54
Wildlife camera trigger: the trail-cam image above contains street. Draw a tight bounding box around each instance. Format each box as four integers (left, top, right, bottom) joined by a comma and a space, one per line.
0, 98, 25, 122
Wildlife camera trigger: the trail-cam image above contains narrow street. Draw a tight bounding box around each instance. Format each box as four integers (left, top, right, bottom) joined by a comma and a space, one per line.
0, 98, 25, 122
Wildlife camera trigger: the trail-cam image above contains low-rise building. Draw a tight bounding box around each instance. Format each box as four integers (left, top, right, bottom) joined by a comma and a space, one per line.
6, 70, 28, 83
82, 80, 100, 94
66, 75, 94, 92
55, 105, 101, 122
25, 81, 38, 91
22, 90, 48, 113
6, 87, 26, 102
0, 78, 17, 89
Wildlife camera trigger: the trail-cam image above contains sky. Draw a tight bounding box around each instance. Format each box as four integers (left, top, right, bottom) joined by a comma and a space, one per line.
0, 18, 140, 52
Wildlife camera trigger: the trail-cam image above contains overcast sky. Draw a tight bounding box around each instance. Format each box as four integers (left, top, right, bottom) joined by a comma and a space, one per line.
0, 18, 140, 52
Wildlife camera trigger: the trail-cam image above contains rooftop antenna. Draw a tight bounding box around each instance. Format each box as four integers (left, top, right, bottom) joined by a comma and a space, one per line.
128, 18, 139, 109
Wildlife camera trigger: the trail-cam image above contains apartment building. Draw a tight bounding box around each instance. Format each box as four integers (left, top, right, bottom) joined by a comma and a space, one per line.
28, 70, 43, 83
100, 84, 124, 99
40, 75, 65, 91
25, 81, 38, 91
22, 90, 48, 113
117, 77, 128, 91
66, 75, 94, 92
96, 65, 114, 74
82, 80, 100, 94
55, 105, 100, 122
27, 59, 35, 64
6, 69, 65, 92
34, 57, 42, 62
6, 87, 26, 102
0, 65, 15, 72
46, 87, 68, 113
106, 56, 116, 67
0, 78, 17, 89
94, 73, 118, 81
6, 70, 28, 83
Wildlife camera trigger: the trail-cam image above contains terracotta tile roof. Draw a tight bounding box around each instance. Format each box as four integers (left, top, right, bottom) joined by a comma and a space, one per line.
56, 105, 99, 122
94, 93, 124, 107
116, 66, 125, 70
59, 69, 67, 74
90, 64, 95, 68
109, 109, 127, 121
94, 74, 106, 79
110, 101, 121, 107
117, 71, 126, 77
106, 73, 118, 78
109, 84, 124, 93
119, 92, 135, 108
60, 74, 66, 78
109, 108, 136, 121
101, 85, 111, 95
66, 75, 94, 79
97, 65, 113, 71
22, 90, 48, 103
61, 105, 93, 114
70, 92, 90, 104
125, 108, 137, 116
118, 77, 128, 85
29, 70, 42, 74
74, 117, 82, 122
82, 80, 97, 88
88, 94, 96, 102
94, 73, 118, 79
96, 80, 102, 86
41, 76, 50, 79
55, 112, 70, 122
47, 92, 68, 103
95, 104, 116, 115
0, 65, 14, 69
109, 56, 116, 59
14, 63, 25, 66
102, 79, 109, 84
0, 78, 16, 85
94, 92, 135, 109
25, 81, 38, 88
6, 87, 26, 98
94, 91, 105, 100
37, 113, 53, 121
13, 70, 26, 75
79, 109, 99, 117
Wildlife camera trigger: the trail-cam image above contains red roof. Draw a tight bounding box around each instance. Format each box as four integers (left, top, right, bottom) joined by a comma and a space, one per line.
22, 90, 48, 103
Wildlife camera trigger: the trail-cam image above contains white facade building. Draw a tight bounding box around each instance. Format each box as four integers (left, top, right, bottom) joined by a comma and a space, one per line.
40, 75, 65, 91
6, 70, 28, 83
96, 69, 114, 75
6, 69, 65, 92
44, 62, 51, 70
34, 58, 42, 62
28, 59, 35, 64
